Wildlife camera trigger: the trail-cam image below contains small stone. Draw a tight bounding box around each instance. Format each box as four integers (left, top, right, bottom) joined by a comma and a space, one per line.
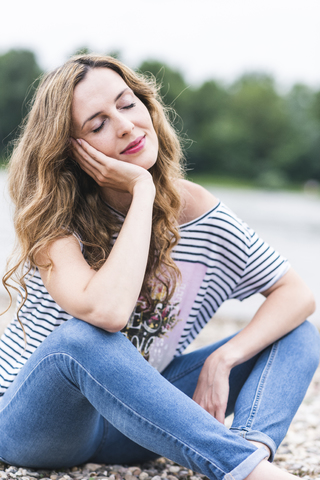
144, 471, 157, 477
108, 476, 116, 480
50, 475, 57, 480
151, 476, 161, 480
109, 467, 122, 474
168, 468, 180, 474
139, 473, 149, 480
128, 468, 141, 476
124, 474, 132, 480
83, 465, 102, 474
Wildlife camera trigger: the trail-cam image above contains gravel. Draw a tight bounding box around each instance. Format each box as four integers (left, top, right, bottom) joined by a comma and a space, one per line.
1, 317, 320, 479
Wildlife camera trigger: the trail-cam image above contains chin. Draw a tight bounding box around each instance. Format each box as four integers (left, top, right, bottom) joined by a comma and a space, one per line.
135, 151, 158, 170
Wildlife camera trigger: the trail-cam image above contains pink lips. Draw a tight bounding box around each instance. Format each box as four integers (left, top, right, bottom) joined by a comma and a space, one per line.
121, 135, 146, 155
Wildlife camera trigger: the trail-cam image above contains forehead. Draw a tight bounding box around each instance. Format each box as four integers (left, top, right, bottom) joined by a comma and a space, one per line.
72, 68, 129, 117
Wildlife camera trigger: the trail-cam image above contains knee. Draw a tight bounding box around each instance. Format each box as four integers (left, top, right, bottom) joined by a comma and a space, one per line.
291, 320, 320, 371
48, 317, 126, 356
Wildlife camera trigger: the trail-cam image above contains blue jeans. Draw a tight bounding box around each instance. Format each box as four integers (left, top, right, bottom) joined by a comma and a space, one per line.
0, 319, 319, 480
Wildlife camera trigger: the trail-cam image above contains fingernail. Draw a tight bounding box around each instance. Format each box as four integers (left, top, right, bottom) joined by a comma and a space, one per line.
76, 139, 82, 145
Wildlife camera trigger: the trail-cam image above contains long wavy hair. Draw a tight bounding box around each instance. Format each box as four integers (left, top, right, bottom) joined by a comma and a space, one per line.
2, 54, 185, 324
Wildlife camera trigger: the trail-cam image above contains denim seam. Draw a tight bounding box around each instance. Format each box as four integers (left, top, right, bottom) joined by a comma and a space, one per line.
52, 358, 84, 394
3, 352, 230, 478
0, 454, 9, 464
52, 359, 109, 461
90, 418, 109, 460
244, 341, 279, 430
163, 359, 206, 384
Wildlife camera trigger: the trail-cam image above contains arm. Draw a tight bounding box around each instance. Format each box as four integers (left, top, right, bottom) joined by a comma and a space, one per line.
193, 265, 316, 423
177, 181, 316, 423
37, 140, 155, 332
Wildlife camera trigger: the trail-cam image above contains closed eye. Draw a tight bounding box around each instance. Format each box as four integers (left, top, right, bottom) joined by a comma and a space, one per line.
93, 120, 105, 133
121, 102, 136, 110
92, 103, 136, 133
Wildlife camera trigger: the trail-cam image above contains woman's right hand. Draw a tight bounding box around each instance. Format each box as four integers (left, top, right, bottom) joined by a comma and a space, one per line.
70, 137, 154, 196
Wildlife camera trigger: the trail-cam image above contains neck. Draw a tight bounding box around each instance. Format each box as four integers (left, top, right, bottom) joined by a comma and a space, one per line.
100, 186, 133, 214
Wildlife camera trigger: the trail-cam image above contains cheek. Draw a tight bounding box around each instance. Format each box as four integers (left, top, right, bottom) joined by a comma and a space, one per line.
90, 134, 117, 158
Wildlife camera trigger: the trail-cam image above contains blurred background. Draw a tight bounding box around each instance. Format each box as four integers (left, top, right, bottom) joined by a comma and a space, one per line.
0, 0, 319, 334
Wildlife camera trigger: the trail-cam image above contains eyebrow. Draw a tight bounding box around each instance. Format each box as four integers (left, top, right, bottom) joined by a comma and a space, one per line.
81, 88, 130, 131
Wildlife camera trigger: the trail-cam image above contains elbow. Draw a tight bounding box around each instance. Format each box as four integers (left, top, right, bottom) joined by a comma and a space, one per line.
307, 292, 316, 317
300, 287, 316, 319
87, 306, 129, 333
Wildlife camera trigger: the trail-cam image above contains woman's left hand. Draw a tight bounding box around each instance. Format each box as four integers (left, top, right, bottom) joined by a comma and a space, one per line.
192, 269, 316, 424
193, 351, 231, 424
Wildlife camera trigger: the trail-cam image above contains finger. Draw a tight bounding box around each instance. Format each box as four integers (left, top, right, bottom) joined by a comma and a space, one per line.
70, 139, 107, 178
215, 407, 225, 425
71, 146, 103, 183
71, 144, 99, 174
75, 138, 109, 167
70, 138, 100, 168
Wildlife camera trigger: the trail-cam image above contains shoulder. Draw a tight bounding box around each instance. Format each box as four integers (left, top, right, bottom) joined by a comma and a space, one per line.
177, 179, 219, 225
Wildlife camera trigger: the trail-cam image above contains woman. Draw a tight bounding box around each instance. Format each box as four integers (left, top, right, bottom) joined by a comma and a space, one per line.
0, 54, 318, 480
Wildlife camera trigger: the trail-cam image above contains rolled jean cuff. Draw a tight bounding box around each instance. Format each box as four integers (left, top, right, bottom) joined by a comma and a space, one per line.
224, 448, 268, 480
230, 428, 277, 462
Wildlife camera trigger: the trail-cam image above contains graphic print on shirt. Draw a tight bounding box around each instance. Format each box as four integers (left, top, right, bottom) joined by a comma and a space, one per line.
121, 281, 181, 361
121, 261, 208, 372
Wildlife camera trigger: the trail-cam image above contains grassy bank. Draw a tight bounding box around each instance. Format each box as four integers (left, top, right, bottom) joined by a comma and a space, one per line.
186, 173, 307, 192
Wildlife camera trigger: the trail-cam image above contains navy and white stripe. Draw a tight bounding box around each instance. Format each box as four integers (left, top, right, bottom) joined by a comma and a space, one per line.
172, 202, 289, 355
0, 201, 289, 395
0, 272, 71, 395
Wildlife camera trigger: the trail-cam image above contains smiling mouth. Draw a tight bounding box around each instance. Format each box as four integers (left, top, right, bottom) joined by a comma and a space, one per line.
121, 135, 146, 154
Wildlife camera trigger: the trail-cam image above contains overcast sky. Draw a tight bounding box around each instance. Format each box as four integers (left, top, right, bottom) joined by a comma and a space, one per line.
1, 0, 320, 88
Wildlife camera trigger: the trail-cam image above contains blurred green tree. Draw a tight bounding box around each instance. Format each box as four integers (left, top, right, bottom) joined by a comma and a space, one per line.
0, 49, 42, 160
1, 49, 318, 185
138, 60, 191, 131
284, 84, 320, 182
224, 74, 296, 185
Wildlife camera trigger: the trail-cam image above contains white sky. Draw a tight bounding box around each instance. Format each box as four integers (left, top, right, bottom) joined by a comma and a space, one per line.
1, 0, 320, 88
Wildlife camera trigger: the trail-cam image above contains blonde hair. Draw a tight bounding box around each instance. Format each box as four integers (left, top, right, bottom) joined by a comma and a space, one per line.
2, 54, 185, 322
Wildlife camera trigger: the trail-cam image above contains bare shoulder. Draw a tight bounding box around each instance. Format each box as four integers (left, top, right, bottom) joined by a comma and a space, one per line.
177, 179, 219, 225
35, 235, 87, 283
36, 235, 82, 265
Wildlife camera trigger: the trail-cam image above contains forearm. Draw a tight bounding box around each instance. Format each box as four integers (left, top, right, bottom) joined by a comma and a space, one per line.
83, 179, 155, 329
212, 269, 316, 369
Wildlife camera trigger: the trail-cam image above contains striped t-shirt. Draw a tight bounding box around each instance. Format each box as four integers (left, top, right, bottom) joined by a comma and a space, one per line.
0, 201, 289, 395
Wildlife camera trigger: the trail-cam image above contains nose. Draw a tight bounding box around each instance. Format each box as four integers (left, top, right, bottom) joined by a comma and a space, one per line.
114, 112, 134, 137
